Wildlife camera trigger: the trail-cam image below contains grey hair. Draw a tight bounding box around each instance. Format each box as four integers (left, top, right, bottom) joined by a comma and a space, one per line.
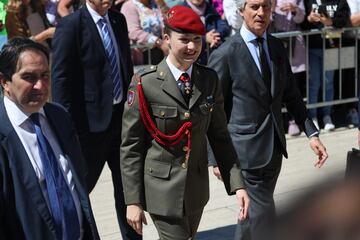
235, 0, 246, 11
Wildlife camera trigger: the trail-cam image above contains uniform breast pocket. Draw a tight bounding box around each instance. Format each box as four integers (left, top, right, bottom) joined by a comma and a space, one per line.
150, 105, 178, 134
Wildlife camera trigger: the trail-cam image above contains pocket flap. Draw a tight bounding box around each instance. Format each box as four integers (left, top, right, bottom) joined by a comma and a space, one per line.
228, 123, 257, 134
145, 160, 171, 179
151, 105, 177, 118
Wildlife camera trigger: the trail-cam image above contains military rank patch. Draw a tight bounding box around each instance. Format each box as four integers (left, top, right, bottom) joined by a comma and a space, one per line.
127, 90, 135, 106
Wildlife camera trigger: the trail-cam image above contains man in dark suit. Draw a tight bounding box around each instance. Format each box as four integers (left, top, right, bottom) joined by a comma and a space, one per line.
208, 0, 328, 239
0, 37, 99, 239
121, 6, 249, 239
51, 0, 140, 239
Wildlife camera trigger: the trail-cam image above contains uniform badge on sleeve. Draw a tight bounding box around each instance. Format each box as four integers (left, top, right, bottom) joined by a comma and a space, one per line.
127, 90, 135, 106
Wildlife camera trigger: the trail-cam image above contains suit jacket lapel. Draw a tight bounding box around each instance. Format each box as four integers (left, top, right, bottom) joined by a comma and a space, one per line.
158, 60, 188, 107
237, 34, 269, 94
0, 100, 56, 235
189, 64, 203, 109
82, 7, 106, 57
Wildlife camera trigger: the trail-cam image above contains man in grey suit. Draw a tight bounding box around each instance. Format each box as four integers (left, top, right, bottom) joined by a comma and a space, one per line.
208, 0, 328, 239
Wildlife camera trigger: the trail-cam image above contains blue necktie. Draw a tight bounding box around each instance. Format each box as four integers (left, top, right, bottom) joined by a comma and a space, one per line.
99, 18, 122, 101
30, 113, 80, 240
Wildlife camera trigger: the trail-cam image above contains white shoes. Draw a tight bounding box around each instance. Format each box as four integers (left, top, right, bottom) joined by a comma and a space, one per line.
323, 115, 335, 132
324, 123, 335, 131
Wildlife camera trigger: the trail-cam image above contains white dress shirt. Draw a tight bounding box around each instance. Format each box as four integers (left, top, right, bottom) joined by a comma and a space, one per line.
240, 26, 272, 74
166, 57, 193, 82
4, 96, 84, 239
86, 3, 123, 104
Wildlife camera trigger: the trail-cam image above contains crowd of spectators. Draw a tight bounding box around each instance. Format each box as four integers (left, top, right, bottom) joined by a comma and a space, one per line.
0, 0, 359, 133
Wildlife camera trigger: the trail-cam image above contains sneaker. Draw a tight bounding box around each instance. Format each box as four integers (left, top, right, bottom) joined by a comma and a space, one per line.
346, 108, 359, 128
288, 120, 301, 136
312, 118, 320, 131
323, 115, 335, 132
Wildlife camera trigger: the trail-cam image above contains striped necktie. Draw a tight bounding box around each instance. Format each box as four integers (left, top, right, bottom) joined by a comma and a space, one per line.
29, 113, 80, 240
99, 18, 122, 101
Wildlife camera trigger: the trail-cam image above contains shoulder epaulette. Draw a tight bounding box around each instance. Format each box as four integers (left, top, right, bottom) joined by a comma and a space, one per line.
135, 65, 157, 77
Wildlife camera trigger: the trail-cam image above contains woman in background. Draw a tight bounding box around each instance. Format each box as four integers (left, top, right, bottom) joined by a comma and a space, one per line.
121, 0, 169, 65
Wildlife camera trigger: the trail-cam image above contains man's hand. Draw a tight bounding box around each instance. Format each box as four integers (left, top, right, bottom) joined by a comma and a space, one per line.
206, 29, 221, 48
236, 189, 250, 221
212, 166, 223, 181
127, 204, 147, 235
309, 137, 328, 168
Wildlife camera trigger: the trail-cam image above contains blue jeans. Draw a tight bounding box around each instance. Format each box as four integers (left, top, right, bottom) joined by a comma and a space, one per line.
308, 48, 334, 118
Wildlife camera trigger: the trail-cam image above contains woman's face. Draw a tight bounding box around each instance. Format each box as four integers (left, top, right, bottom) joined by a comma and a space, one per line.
190, 0, 204, 6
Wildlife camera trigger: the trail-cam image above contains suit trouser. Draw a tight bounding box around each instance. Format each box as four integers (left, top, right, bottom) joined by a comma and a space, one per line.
234, 146, 283, 240
150, 209, 203, 240
78, 102, 142, 240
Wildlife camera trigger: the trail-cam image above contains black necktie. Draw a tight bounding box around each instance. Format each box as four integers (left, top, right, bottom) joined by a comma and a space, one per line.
178, 72, 192, 104
256, 37, 271, 91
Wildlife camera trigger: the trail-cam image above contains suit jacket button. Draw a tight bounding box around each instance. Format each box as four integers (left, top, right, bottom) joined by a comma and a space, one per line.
181, 162, 187, 169
182, 146, 188, 152
160, 111, 165, 117
184, 112, 190, 119
148, 168, 153, 173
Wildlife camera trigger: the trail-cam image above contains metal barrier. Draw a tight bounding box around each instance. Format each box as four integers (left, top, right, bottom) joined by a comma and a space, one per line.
273, 27, 360, 110
130, 27, 360, 111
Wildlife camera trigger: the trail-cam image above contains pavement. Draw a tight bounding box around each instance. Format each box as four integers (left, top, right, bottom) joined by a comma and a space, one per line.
90, 127, 358, 240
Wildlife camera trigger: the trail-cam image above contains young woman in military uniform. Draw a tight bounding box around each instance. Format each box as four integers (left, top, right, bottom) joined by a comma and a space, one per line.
120, 6, 249, 239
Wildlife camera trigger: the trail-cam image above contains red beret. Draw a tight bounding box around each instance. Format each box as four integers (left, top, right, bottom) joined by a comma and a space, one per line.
164, 6, 206, 36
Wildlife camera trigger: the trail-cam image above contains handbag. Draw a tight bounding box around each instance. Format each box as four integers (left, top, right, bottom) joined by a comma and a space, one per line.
345, 148, 360, 178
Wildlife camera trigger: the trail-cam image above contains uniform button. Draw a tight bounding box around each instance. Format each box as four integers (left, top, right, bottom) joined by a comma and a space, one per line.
184, 112, 190, 119
185, 130, 189, 135
160, 111, 165, 117
148, 168, 153, 173
181, 162, 187, 169
182, 146, 188, 152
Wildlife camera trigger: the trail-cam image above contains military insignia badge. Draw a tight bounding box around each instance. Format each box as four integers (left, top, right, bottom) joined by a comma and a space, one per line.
127, 90, 135, 106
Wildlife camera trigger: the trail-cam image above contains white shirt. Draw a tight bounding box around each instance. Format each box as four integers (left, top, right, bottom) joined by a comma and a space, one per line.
166, 57, 193, 82
240, 25, 272, 74
4, 96, 84, 240
86, 3, 123, 104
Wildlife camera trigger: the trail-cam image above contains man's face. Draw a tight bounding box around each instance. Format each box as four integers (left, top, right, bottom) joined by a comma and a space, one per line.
240, 0, 271, 37
1, 50, 50, 114
87, 0, 113, 16
164, 31, 202, 70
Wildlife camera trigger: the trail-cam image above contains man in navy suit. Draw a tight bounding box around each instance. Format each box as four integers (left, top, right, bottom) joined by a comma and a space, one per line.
0, 37, 99, 239
51, 0, 140, 239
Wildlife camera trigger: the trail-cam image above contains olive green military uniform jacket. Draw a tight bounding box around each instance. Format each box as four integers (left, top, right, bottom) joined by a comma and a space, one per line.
120, 59, 244, 218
